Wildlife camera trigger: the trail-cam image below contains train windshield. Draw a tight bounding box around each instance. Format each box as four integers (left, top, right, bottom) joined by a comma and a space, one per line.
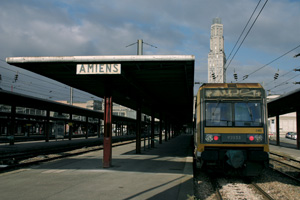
235, 102, 262, 126
206, 102, 262, 127
206, 103, 232, 126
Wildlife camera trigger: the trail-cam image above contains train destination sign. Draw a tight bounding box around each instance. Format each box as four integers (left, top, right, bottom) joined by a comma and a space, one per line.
205, 88, 262, 98
76, 64, 121, 75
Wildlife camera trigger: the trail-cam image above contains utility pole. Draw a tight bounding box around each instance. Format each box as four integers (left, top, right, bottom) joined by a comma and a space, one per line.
126, 39, 157, 55
137, 39, 143, 55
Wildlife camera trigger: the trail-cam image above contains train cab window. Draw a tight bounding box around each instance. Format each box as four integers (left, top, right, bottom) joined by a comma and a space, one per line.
235, 102, 262, 127
206, 102, 232, 126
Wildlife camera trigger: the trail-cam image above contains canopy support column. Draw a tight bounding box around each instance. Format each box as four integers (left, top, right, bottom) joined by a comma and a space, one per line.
165, 121, 168, 142
136, 102, 142, 154
151, 109, 155, 148
159, 114, 163, 144
103, 96, 112, 168
8, 105, 16, 145
69, 114, 73, 140
276, 115, 280, 146
297, 110, 300, 149
45, 110, 50, 142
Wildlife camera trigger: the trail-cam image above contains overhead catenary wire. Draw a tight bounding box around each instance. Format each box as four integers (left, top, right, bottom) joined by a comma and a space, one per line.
266, 73, 300, 92
226, 0, 262, 65
264, 67, 300, 87
1, 60, 102, 100
0, 69, 70, 94
0, 64, 101, 102
1, 82, 64, 100
0, 65, 69, 90
240, 44, 300, 82
2, 79, 98, 102
226, 0, 268, 70
270, 84, 297, 94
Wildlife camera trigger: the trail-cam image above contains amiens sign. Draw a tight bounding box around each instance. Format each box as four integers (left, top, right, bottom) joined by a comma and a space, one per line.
76, 64, 121, 75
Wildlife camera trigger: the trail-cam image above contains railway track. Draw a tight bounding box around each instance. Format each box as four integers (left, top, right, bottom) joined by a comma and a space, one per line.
269, 152, 300, 183
0, 138, 135, 173
193, 151, 300, 199
270, 152, 300, 163
250, 182, 275, 200
209, 176, 275, 200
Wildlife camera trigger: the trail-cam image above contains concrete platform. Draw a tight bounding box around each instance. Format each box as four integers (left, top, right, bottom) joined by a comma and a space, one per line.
0, 134, 194, 200
269, 143, 300, 162
0, 136, 137, 157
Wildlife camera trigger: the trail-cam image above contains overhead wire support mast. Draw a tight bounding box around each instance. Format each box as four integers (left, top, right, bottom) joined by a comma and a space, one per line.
126, 39, 157, 55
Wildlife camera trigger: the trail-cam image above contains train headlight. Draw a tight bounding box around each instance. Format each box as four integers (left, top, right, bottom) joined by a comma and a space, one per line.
255, 135, 263, 142
205, 134, 213, 142
248, 135, 263, 142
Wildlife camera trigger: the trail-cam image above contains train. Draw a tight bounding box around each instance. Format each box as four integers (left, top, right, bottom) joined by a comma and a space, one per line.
194, 83, 269, 176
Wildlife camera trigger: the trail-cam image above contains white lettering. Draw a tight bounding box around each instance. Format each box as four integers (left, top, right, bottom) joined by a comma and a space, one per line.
79, 64, 85, 73
88, 64, 94, 72
106, 64, 111, 72
76, 64, 121, 75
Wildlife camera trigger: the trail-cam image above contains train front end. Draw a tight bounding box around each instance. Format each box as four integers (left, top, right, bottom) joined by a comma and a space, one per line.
194, 83, 269, 176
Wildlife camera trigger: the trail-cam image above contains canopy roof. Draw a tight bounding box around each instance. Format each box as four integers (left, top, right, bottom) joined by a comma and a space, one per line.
267, 88, 300, 117
7, 55, 195, 124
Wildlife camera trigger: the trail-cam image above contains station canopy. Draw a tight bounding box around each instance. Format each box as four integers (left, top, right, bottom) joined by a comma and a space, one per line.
6, 55, 195, 124
267, 88, 300, 117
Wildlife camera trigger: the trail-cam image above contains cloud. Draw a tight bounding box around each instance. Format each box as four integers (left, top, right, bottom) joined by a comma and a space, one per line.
0, 0, 299, 98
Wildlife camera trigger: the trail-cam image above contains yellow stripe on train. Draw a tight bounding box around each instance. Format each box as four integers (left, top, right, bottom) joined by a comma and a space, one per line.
204, 127, 264, 134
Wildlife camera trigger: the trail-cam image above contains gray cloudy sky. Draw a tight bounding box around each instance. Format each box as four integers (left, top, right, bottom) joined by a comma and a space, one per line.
0, 0, 300, 101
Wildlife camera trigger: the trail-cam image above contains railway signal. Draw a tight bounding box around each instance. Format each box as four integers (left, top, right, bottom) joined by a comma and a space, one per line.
233, 69, 238, 81
274, 70, 279, 80
212, 73, 216, 80
14, 73, 18, 82
294, 69, 299, 84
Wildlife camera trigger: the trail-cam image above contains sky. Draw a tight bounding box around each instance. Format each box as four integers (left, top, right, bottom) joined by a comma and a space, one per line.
0, 0, 300, 102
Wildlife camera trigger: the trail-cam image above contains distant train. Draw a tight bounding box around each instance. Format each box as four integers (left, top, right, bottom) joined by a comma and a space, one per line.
194, 83, 269, 176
